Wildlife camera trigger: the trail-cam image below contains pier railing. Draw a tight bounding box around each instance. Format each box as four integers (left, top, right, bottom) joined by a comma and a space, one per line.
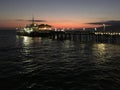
49, 31, 120, 43
17, 30, 120, 43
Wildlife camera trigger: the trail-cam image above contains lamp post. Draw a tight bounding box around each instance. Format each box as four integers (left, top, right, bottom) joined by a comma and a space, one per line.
103, 24, 105, 32
94, 28, 97, 31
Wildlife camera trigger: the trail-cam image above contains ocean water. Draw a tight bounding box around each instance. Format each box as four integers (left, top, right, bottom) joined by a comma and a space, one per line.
0, 30, 120, 90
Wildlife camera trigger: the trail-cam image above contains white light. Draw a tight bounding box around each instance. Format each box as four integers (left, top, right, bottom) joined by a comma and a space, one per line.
83, 28, 85, 30
34, 24, 37, 26
94, 28, 97, 31
61, 28, 65, 31
24, 28, 33, 33
103, 24, 105, 31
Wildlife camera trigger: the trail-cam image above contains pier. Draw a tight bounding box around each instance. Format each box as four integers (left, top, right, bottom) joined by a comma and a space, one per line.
49, 30, 120, 43
17, 30, 120, 43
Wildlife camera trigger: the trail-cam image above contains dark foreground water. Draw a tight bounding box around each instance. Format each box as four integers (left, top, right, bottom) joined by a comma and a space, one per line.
0, 30, 120, 90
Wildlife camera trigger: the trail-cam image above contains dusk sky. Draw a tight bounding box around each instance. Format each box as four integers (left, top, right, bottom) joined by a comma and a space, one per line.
0, 0, 120, 28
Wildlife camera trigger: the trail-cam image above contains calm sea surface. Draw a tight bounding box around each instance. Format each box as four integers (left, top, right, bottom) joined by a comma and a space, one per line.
0, 30, 120, 90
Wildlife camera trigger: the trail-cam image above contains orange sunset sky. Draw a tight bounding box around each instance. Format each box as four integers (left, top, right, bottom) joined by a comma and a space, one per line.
0, 0, 120, 29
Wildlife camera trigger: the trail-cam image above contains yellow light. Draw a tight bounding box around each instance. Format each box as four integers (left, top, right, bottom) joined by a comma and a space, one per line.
43, 27, 47, 30
34, 24, 37, 26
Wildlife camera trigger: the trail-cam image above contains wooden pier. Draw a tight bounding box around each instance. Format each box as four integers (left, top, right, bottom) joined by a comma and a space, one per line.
49, 31, 120, 43
17, 30, 120, 43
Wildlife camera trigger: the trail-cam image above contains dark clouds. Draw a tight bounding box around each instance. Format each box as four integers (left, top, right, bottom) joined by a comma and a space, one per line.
87, 20, 120, 26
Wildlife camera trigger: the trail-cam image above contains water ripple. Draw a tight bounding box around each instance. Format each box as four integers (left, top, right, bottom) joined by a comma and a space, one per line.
0, 32, 120, 90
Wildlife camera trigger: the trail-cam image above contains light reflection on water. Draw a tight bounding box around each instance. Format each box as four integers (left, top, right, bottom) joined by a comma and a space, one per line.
92, 43, 107, 64
92, 43, 120, 65
0, 32, 120, 90
97, 44, 106, 55
23, 36, 33, 46
18, 36, 120, 73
